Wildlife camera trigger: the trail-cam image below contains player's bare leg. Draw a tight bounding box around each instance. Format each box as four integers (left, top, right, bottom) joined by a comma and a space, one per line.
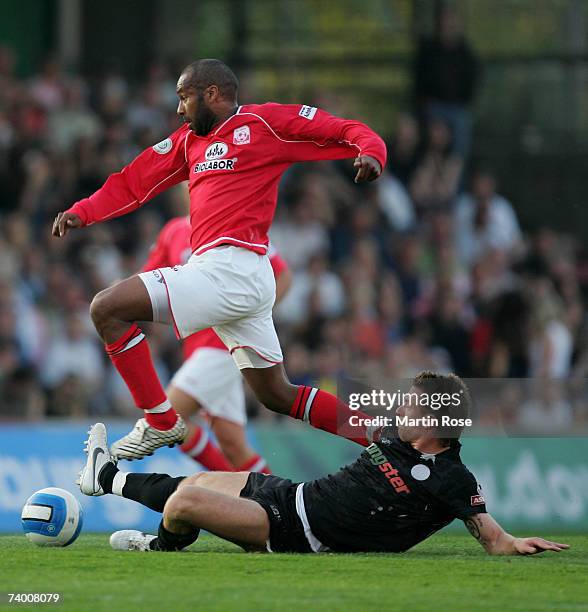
90, 276, 153, 344
90, 275, 186, 459
241, 363, 374, 446
168, 385, 269, 472
109, 471, 269, 552
163, 472, 269, 550
211, 417, 269, 471
240, 364, 297, 415
84, 424, 266, 551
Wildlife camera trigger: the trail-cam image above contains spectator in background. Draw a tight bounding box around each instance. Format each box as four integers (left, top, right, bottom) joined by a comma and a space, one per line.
275, 252, 345, 327
517, 380, 573, 433
29, 57, 66, 112
486, 291, 531, 378
384, 329, 450, 378
270, 194, 330, 271
409, 118, 463, 214
414, 3, 479, 158
427, 289, 471, 376
526, 275, 573, 379
389, 232, 427, 316
0, 364, 45, 421
47, 78, 102, 153
40, 311, 104, 393
377, 169, 416, 233
455, 169, 522, 267
387, 114, 419, 187
330, 200, 389, 264
377, 273, 407, 345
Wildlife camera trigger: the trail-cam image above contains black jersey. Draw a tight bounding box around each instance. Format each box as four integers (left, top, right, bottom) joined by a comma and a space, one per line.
303, 437, 486, 553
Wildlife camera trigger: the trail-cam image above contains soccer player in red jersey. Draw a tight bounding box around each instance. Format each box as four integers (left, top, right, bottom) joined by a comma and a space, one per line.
52, 59, 386, 460
143, 210, 291, 472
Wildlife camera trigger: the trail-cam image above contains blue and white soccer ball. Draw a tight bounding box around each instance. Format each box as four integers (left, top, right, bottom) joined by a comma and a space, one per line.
21, 487, 83, 547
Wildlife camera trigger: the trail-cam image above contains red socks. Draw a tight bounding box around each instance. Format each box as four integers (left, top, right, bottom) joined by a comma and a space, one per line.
180, 427, 234, 471
236, 454, 271, 474
180, 427, 270, 474
105, 324, 178, 430
290, 386, 371, 447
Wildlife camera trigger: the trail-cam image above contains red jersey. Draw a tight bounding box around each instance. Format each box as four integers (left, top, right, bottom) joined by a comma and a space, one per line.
141, 215, 288, 358
67, 103, 387, 256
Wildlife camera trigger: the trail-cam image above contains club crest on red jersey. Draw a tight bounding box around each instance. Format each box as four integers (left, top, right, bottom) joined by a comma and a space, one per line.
233, 125, 250, 145
205, 142, 229, 161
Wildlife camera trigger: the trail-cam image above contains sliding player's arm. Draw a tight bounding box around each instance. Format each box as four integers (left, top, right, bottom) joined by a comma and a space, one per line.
463, 513, 569, 555
52, 127, 190, 238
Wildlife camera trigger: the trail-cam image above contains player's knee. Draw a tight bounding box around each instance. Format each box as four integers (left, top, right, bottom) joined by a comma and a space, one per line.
179, 471, 208, 488
89, 288, 116, 330
163, 489, 194, 522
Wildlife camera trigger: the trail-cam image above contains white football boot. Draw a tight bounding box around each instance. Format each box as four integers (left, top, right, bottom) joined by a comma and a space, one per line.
110, 530, 157, 552
110, 416, 187, 461
78, 422, 115, 496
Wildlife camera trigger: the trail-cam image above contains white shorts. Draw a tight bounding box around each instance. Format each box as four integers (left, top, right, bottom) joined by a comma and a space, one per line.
139, 246, 283, 369
170, 347, 246, 425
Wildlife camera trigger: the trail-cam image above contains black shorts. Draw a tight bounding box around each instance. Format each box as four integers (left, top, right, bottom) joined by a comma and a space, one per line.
239, 473, 312, 553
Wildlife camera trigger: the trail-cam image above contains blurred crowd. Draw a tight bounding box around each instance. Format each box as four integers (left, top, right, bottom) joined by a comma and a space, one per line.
0, 5, 586, 431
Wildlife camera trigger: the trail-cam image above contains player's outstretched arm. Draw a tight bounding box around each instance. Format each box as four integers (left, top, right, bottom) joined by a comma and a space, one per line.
248, 104, 386, 178
463, 513, 569, 555
52, 127, 190, 237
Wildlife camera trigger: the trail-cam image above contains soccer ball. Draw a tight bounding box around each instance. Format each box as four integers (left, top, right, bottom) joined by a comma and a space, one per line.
21, 487, 83, 547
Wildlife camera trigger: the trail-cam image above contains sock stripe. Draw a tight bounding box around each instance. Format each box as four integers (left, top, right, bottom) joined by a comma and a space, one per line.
144, 399, 172, 414
238, 454, 268, 472
181, 429, 209, 457
291, 387, 305, 420
112, 471, 129, 496
247, 457, 267, 472
303, 387, 318, 423
105, 324, 142, 355
295, 386, 311, 420
110, 332, 145, 356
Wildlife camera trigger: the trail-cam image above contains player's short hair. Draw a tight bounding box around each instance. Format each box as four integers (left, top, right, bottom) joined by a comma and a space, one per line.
412, 371, 472, 445
182, 59, 238, 101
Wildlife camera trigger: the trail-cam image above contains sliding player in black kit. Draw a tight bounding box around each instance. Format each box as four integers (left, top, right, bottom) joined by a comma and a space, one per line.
78, 372, 568, 556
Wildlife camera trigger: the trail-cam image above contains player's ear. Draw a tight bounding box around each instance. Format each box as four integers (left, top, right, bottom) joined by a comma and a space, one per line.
206, 85, 220, 103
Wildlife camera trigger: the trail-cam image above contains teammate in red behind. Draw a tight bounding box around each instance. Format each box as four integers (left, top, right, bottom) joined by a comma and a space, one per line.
143, 209, 291, 473
52, 59, 386, 460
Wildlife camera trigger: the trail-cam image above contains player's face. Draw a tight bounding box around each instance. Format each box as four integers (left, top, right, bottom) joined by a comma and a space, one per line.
176, 74, 218, 136
395, 386, 431, 443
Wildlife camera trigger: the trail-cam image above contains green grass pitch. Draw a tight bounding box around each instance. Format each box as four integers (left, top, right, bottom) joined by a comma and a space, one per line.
1, 533, 586, 611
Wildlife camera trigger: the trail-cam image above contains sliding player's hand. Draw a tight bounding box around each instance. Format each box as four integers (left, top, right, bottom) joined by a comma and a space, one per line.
52, 212, 82, 237
513, 537, 569, 555
353, 155, 382, 183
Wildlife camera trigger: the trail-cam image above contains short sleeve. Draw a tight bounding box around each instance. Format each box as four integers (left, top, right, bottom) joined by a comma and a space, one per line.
437, 469, 487, 520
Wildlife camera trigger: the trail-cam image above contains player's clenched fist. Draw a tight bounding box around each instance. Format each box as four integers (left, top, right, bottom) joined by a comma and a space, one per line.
52, 211, 82, 237
353, 155, 382, 183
